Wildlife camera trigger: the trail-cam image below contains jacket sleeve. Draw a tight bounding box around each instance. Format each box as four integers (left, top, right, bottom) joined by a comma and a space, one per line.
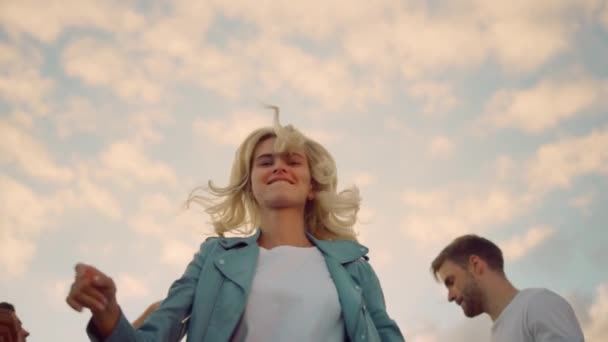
354, 259, 405, 342
86, 238, 219, 342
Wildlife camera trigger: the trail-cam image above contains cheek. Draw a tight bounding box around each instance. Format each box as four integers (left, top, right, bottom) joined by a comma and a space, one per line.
250, 170, 265, 193
299, 167, 313, 183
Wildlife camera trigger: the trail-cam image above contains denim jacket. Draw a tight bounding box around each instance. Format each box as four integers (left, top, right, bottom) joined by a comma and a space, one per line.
89, 230, 405, 341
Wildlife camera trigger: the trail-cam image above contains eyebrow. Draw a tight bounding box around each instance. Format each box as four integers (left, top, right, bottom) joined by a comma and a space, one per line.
254, 152, 305, 160
255, 153, 274, 161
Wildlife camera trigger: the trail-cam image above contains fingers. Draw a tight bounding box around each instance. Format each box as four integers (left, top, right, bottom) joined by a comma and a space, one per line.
67, 263, 115, 313
75, 263, 101, 280
92, 274, 116, 292
73, 289, 108, 312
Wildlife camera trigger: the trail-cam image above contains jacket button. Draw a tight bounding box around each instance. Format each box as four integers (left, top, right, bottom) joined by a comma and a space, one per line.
360, 247, 366, 252
355, 285, 361, 291
218, 259, 225, 265
361, 334, 365, 339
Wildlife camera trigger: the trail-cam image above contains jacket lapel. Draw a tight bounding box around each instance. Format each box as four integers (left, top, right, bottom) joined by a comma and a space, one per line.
323, 255, 363, 341
309, 234, 370, 341
213, 231, 261, 291
213, 243, 259, 291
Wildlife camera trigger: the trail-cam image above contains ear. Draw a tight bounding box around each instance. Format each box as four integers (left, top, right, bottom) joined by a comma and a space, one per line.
468, 255, 485, 275
307, 182, 316, 200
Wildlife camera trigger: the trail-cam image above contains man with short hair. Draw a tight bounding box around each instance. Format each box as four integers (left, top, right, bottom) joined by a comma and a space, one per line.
0, 302, 29, 341
431, 234, 584, 342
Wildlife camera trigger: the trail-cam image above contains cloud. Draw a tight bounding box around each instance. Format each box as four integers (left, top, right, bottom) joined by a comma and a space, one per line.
76, 178, 122, 219
98, 141, 177, 187
128, 193, 206, 268
0, 120, 73, 183
0, 230, 36, 279
53, 97, 101, 139
115, 274, 150, 301
527, 127, 608, 193
348, 171, 377, 187
128, 110, 174, 145
0, 0, 143, 43
401, 187, 532, 244
500, 225, 555, 261
494, 156, 517, 182
63, 38, 162, 103
401, 126, 608, 247
482, 77, 608, 133
406, 81, 460, 115
602, 3, 608, 29
475, 0, 585, 72
161, 239, 199, 268
0, 43, 53, 114
193, 110, 270, 147
569, 193, 594, 215
48, 279, 70, 307
341, 0, 589, 76
128, 193, 177, 237
0, 175, 56, 278
218, 0, 393, 42
0, 169, 126, 278
238, 37, 387, 110
428, 136, 455, 159
584, 282, 608, 342
342, 4, 487, 77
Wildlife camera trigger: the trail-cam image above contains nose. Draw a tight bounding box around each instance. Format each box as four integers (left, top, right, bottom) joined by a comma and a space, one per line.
447, 290, 456, 303
272, 158, 287, 173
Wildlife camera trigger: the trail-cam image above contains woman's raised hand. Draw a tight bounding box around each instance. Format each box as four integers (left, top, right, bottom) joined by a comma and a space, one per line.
66, 263, 121, 337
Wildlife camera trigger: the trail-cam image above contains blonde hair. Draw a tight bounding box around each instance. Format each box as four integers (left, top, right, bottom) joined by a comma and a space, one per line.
187, 107, 360, 241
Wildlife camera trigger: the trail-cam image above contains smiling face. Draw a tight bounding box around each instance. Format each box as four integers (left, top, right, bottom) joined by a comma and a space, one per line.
437, 260, 485, 318
250, 137, 314, 211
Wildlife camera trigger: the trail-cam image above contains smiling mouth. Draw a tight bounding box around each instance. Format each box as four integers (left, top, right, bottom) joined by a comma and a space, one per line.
268, 179, 292, 184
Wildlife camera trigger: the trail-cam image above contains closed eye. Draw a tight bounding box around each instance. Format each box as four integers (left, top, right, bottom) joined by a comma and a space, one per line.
256, 155, 274, 167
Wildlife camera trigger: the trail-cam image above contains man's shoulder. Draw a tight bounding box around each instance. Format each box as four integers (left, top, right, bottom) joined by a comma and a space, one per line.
520, 288, 577, 318
520, 288, 567, 304
520, 288, 585, 339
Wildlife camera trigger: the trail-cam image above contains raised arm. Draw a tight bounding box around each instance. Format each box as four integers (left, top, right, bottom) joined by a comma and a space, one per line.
66, 238, 217, 342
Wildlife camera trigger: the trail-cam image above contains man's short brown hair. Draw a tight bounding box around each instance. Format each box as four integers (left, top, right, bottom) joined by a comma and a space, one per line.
431, 234, 504, 280
0, 302, 15, 312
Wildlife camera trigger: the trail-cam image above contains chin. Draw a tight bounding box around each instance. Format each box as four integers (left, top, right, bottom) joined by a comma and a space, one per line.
263, 197, 303, 209
462, 307, 483, 318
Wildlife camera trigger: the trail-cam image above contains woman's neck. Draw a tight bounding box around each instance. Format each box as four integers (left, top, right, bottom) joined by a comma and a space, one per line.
258, 208, 312, 249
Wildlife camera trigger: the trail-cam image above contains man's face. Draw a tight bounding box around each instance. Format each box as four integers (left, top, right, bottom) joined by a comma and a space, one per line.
437, 260, 485, 318
14, 311, 29, 341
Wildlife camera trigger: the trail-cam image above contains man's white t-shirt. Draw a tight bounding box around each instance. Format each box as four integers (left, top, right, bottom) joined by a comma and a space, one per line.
492, 288, 584, 342
231, 245, 344, 342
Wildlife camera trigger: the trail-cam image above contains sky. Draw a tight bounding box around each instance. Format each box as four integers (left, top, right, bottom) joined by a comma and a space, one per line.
1, 0, 607, 341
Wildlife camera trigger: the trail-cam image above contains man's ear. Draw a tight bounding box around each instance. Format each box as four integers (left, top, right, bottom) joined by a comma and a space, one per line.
468, 255, 485, 275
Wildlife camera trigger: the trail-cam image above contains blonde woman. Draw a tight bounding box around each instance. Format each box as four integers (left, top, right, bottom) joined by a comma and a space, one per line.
66, 108, 404, 342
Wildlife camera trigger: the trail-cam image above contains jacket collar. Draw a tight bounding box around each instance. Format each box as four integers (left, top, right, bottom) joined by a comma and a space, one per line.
218, 229, 261, 249
307, 232, 369, 264
217, 229, 368, 264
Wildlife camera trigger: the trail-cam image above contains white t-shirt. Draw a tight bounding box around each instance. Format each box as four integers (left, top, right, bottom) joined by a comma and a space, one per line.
491, 288, 584, 342
231, 246, 345, 342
